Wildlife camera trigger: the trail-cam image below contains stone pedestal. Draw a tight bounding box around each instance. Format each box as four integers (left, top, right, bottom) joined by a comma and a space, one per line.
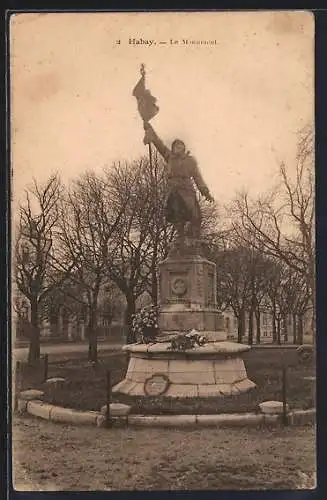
113, 239, 255, 400
112, 342, 255, 398
158, 251, 225, 340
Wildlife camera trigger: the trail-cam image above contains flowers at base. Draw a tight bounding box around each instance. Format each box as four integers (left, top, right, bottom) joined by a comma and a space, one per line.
131, 305, 159, 344
186, 329, 207, 346
168, 330, 208, 351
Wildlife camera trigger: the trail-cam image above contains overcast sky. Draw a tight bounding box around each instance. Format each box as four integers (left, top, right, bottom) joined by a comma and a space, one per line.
10, 11, 314, 210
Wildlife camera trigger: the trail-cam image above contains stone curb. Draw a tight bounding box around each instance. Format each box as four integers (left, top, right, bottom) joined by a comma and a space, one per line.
27, 400, 54, 420
196, 413, 265, 426
51, 406, 99, 426
20, 397, 315, 428
19, 389, 45, 401
24, 399, 101, 426
128, 414, 197, 427
288, 409, 316, 426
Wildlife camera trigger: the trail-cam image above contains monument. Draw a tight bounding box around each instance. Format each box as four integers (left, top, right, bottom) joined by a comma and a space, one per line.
112, 66, 255, 399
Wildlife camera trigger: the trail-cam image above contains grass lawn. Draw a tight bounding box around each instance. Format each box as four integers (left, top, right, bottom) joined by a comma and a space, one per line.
12, 415, 316, 490
15, 347, 315, 415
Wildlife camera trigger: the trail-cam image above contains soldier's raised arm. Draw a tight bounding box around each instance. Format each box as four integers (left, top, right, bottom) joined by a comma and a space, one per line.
143, 122, 170, 162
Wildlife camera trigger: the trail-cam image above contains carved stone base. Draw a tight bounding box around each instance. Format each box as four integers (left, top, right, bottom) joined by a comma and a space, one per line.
159, 305, 225, 339
167, 236, 204, 259
112, 342, 256, 398
158, 250, 226, 339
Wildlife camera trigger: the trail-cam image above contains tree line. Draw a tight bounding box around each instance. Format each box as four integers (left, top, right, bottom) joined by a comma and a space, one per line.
14, 126, 314, 363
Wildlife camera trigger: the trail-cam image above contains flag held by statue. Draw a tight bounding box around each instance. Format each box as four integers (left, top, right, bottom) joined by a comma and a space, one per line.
132, 68, 159, 123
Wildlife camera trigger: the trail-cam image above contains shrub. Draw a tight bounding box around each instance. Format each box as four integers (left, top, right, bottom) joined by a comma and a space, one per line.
297, 344, 314, 365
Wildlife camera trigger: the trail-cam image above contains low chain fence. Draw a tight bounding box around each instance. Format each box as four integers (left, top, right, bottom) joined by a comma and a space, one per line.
13, 345, 315, 427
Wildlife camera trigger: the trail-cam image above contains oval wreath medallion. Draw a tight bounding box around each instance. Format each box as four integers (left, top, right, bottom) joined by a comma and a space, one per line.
171, 277, 187, 297
144, 373, 170, 396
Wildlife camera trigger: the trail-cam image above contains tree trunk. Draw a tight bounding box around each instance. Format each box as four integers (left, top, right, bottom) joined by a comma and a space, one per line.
87, 284, 100, 363
255, 307, 261, 344
87, 305, 98, 363
308, 260, 316, 343
248, 308, 254, 345
297, 314, 304, 345
276, 315, 281, 345
293, 313, 297, 344
28, 298, 40, 365
125, 294, 136, 344
272, 305, 277, 343
237, 309, 245, 343
151, 265, 158, 306
283, 315, 288, 343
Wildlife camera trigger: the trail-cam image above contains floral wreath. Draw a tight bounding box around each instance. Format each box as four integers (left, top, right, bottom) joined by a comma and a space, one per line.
131, 305, 159, 343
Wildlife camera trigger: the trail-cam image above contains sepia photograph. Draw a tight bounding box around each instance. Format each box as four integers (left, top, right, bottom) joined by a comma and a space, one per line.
10, 10, 315, 491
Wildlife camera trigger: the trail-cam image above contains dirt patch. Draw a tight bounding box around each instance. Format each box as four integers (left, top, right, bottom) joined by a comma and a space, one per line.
12, 415, 316, 490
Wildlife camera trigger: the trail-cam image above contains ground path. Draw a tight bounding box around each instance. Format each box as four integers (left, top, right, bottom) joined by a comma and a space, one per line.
12, 341, 123, 363
12, 416, 315, 491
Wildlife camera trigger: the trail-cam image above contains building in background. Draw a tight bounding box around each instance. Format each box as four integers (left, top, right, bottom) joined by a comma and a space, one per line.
13, 281, 126, 344
13, 283, 314, 345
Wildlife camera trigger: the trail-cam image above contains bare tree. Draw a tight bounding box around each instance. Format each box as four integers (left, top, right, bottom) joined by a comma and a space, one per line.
246, 251, 270, 345
198, 197, 221, 240
290, 274, 311, 345
138, 152, 175, 304
14, 174, 74, 364
230, 126, 315, 334
56, 171, 128, 361
263, 258, 285, 344
213, 245, 254, 342
103, 155, 172, 342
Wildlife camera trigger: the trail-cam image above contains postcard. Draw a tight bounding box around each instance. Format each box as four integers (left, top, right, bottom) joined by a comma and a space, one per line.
10, 11, 315, 491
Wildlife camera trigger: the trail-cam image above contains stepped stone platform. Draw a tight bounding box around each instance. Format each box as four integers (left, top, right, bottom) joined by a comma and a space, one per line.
112, 341, 256, 398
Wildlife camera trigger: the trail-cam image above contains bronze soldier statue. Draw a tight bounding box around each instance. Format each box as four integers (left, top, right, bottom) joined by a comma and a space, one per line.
143, 122, 214, 241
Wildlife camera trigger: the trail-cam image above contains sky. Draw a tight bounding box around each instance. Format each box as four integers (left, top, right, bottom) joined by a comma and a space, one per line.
10, 11, 314, 211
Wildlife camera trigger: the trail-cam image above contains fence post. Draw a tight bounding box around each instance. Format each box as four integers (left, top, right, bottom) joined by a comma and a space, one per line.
106, 370, 112, 428
43, 354, 49, 382
282, 365, 289, 426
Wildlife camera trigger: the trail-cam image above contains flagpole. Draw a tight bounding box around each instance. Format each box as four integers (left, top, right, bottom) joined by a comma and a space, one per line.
147, 140, 155, 216
140, 63, 159, 304
140, 63, 157, 217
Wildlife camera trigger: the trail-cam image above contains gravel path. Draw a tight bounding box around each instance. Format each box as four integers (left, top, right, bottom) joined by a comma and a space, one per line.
12, 416, 316, 491
13, 342, 123, 362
